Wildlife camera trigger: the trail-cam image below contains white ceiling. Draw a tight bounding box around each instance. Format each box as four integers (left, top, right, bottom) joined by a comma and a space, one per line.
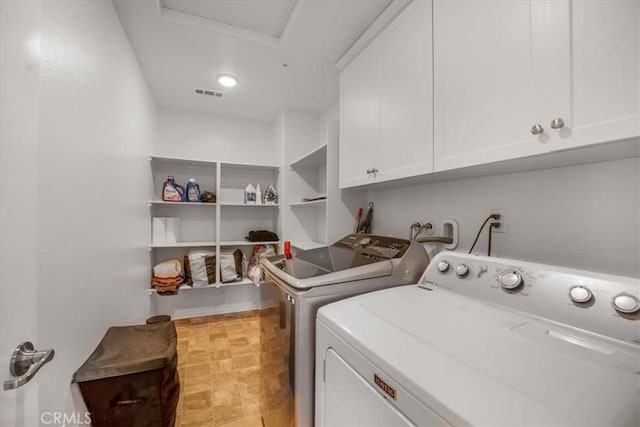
112, 0, 392, 122
160, 0, 297, 38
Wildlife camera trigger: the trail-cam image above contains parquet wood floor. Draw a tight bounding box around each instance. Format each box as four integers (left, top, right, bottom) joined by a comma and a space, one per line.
174, 309, 293, 427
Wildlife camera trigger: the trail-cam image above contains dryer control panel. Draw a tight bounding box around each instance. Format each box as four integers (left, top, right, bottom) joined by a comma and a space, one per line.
420, 252, 640, 346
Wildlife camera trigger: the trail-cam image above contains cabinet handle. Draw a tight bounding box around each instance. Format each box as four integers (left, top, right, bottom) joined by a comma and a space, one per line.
371, 168, 378, 174
366, 169, 372, 174
550, 118, 565, 129
530, 124, 544, 135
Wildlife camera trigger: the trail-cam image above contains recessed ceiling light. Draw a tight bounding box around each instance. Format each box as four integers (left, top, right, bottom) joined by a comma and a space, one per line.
217, 74, 238, 88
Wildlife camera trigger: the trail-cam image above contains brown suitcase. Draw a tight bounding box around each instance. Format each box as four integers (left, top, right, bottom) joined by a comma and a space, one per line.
72, 320, 180, 427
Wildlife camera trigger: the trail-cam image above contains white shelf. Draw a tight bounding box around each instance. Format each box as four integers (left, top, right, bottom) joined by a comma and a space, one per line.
149, 155, 217, 168
219, 203, 279, 207
149, 201, 216, 207
289, 199, 327, 207
150, 241, 216, 248
292, 241, 325, 250
220, 161, 280, 172
148, 278, 255, 294
290, 144, 327, 168
220, 240, 280, 246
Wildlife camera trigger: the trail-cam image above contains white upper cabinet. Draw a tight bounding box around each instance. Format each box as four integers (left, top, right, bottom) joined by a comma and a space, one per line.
433, 0, 639, 172
340, 45, 379, 188
567, 0, 639, 149
340, 0, 433, 189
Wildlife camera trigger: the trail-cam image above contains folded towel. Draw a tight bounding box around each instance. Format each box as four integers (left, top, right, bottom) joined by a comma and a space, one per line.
153, 259, 182, 279
152, 276, 183, 286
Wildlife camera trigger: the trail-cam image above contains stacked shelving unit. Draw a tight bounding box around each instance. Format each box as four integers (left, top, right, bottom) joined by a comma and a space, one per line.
148, 156, 280, 293
287, 143, 328, 250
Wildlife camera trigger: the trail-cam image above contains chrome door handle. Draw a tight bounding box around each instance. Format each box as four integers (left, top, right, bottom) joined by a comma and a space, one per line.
530, 124, 544, 135
550, 118, 565, 129
3, 342, 54, 390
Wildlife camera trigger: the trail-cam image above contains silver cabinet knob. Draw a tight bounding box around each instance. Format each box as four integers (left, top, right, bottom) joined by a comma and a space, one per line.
550, 118, 565, 129
530, 124, 544, 135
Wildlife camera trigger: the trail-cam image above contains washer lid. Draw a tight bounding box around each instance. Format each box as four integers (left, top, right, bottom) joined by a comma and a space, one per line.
318, 285, 640, 426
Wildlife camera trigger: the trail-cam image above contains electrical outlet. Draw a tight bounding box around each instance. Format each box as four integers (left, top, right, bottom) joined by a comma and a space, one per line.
422, 221, 435, 235
490, 209, 506, 233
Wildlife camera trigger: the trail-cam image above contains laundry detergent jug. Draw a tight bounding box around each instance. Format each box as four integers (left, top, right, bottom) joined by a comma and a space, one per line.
162, 176, 185, 202
186, 178, 201, 202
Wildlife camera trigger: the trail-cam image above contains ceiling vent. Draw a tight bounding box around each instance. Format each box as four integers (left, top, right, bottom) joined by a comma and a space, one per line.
194, 88, 224, 98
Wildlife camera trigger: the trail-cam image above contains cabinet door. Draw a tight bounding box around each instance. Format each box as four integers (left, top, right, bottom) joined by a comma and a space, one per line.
554, 0, 639, 150
376, 0, 433, 182
433, 0, 570, 171
339, 43, 379, 189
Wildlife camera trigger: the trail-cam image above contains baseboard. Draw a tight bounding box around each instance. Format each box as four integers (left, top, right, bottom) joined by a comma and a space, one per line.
170, 301, 261, 320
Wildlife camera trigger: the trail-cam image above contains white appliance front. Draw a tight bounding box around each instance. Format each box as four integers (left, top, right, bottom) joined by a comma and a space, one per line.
315, 253, 640, 426
324, 349, 413, 427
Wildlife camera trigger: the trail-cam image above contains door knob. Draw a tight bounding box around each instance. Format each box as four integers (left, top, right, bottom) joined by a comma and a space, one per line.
550, 118, 565, 129
530, 124, 544, 135
3, 342, 54, 390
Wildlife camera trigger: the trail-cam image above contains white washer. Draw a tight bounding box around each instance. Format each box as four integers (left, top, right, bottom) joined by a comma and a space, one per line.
261, 233, 429, 427
316, 252, 640, 426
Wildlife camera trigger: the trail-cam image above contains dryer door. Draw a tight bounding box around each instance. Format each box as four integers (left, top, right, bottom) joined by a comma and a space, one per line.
323, 348, 414, 427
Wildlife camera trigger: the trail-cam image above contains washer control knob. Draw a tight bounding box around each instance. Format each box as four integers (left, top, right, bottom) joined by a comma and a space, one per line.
568, 286, 593, 304
359, 237, 371, 247
455, 264, 469, 277
611, 293, 640, 314
437, 261, 450, 273
500, 271, 523, 290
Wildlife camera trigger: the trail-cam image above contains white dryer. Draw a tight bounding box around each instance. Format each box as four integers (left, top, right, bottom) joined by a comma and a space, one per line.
316, 252, 640, 426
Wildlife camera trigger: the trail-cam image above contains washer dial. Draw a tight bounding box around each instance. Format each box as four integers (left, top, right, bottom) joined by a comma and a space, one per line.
568, 286, 593, 304
611, 293, 640, 314
499, 271, 523, 290
455, 264, 469, 277
437, 261, 450, 273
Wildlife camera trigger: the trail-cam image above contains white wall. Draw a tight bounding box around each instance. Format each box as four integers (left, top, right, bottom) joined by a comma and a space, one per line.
25, 0, 156, 418
152, 108, 278, 318
155, 107, 275, 164
321, 104, 367, 243
368, 157, 640, 277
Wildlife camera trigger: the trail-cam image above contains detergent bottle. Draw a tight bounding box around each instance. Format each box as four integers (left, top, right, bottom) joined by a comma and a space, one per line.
255, 184, 262, 205
245, 183, 256, 204
162, 176, 185, 202
186, 178, 201, 202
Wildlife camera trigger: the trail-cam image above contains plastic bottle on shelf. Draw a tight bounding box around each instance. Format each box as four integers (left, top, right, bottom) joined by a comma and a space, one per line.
255, 184, 262, 205
284, 241, 295, 276
245, 183, 256, 204
186, 178, 201, 202
162, 176, 185, 202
